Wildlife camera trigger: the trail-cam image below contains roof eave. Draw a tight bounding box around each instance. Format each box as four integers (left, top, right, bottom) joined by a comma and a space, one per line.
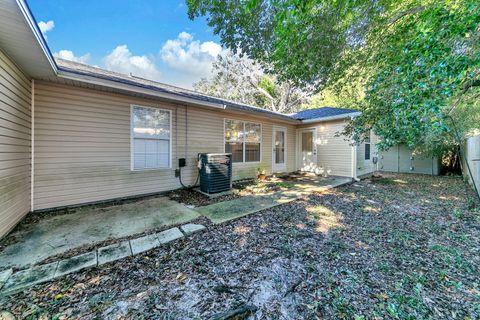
57, 67, 300, 123
57, 69, 228, 110
0, 0, 58, 77
223, 105, 300, 124
300, 112, 361, 123
16, 0, 58, 74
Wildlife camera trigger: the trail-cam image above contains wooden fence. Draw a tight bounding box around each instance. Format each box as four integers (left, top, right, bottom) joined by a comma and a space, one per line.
464, 134, 480, 198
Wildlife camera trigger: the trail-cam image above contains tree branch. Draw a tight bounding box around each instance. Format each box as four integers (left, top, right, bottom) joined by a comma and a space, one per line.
248, 78, 278, 111
462, 79, 480, 93
387, 6, 425, 25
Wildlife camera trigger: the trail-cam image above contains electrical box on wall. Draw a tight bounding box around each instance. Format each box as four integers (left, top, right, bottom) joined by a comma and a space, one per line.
178, 158, 186, 167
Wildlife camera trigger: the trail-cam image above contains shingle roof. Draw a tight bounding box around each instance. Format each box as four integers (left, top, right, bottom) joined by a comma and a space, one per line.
291, 107, 359, 120
55, 58, 297, 122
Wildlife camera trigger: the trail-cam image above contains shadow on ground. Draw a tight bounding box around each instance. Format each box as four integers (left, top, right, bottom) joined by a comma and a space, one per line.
1, 174, 478, 319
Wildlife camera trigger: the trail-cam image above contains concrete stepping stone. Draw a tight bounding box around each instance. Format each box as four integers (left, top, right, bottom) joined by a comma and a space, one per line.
129, 228, 184, 255
130, 233, 161, 255
55, 251, 97, 278
157, 227, 183, 244
98, 241, 132, 265
0, 311, 15, 320
2, 261, 58, 294
181, 223, 206, 235
0, 269, 13, 290
0, 227, 191, 295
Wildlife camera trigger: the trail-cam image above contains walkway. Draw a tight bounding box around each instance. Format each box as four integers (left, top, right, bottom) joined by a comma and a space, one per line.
196, 176, 352, 223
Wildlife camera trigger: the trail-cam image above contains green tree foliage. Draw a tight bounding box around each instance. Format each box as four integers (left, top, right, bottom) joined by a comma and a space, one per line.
188, 0, 480, 156
347, 1, 480, 154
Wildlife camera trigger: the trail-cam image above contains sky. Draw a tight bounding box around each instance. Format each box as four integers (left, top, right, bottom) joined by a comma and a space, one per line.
29, 0, 227, 89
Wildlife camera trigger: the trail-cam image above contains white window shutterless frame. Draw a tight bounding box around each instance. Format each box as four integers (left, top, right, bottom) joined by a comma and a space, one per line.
130, 105, 172, 170
224, 119, 262, 163
272, 126, 287, 172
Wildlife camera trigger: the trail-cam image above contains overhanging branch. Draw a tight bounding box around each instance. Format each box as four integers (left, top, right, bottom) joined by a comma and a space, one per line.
462, 79, 480, 93
387, 6, 425, 25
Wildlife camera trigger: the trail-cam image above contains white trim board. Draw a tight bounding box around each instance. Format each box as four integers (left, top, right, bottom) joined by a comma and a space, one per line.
296, 127, 318, 172
130, 104, 173, 171
272, 126, 287, 172
223, 118, 262, 165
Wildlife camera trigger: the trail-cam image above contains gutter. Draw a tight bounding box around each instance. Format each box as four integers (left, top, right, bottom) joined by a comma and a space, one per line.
299, 112, 361, 123
57, 69, 227, 110
57, 68, 299, 123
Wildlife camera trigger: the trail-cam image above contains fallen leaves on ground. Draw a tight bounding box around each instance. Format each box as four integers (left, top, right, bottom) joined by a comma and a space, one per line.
1, 174, 479, 319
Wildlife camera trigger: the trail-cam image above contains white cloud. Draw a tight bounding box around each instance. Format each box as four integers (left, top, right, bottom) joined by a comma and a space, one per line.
104, 45, 161, 81
38, 20, 55, 39
160, 32, 226, 78
54, 50, 91, 64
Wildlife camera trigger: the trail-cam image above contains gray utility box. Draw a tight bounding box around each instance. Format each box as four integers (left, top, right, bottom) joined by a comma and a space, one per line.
199, 153, 232, 194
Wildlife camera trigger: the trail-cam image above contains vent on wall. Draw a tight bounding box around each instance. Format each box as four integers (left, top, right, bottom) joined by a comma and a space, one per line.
199, 153, 232, 194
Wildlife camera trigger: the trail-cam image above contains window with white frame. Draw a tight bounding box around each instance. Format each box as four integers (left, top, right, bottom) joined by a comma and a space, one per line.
364, 130, 371, 160
131, 105, 171, 170
224, 119, 261, 163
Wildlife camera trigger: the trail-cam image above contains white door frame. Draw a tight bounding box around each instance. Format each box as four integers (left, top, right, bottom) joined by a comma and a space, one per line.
296, 127, 318, 171
272, 126, 287, 172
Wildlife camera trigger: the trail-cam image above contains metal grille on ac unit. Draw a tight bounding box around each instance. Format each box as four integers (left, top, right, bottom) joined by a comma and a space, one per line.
199, 153, 232, 194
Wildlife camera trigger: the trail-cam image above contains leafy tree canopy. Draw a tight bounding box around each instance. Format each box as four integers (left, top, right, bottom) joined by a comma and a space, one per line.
188, 0, 480, 155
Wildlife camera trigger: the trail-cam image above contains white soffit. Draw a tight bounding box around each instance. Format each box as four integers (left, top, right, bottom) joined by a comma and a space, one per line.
0, 0, 57, 78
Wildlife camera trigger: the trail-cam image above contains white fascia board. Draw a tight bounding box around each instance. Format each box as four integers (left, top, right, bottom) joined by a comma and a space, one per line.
300, 112, 362, 123
57, 70, 227, 110
16, 0, 58, 74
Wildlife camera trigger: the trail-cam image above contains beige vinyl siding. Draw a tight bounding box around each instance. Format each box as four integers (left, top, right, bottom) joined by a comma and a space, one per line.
298, 119, 353, 177
34, 81, 297, 210
0, 49, 31, 238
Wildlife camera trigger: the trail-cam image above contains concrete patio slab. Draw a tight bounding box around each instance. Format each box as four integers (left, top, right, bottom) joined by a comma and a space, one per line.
181, 223, 206, 234
196, 176, 351, 224
0, 196, 200, 270
157, 227, 183, 244
2, 261, 58, 294
98, 241, 132, 265
55, 251, 97, 278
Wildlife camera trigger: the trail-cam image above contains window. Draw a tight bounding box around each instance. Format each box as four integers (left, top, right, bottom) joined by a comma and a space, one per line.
131, 105, 171, 170
364, 130, 371, 160
225, 119, 261, 163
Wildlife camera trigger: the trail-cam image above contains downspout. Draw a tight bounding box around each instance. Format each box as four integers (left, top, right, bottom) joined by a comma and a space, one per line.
30, 79, 35, 212
175, 104, 178, 168
350, 115, 359, 181
185, 104, 188, 162
352, 143, 358, 181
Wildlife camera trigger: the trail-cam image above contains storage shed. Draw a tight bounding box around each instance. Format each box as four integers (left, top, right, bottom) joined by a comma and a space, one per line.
378, 145, 440, 175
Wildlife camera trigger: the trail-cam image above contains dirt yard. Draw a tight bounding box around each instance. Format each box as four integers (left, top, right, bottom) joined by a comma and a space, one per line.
1, 174, 479, 319
167, 176, 297, 207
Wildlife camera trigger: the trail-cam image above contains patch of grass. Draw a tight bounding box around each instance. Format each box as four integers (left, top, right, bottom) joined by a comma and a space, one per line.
324, 240, 347, 261
88, 293, 113, 312
366, 225, 383, 234
377, 261, 394, 274
373, 177, 396, 185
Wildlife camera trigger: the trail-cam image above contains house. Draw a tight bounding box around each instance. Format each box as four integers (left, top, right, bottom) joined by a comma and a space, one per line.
0, 0, 437, 239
